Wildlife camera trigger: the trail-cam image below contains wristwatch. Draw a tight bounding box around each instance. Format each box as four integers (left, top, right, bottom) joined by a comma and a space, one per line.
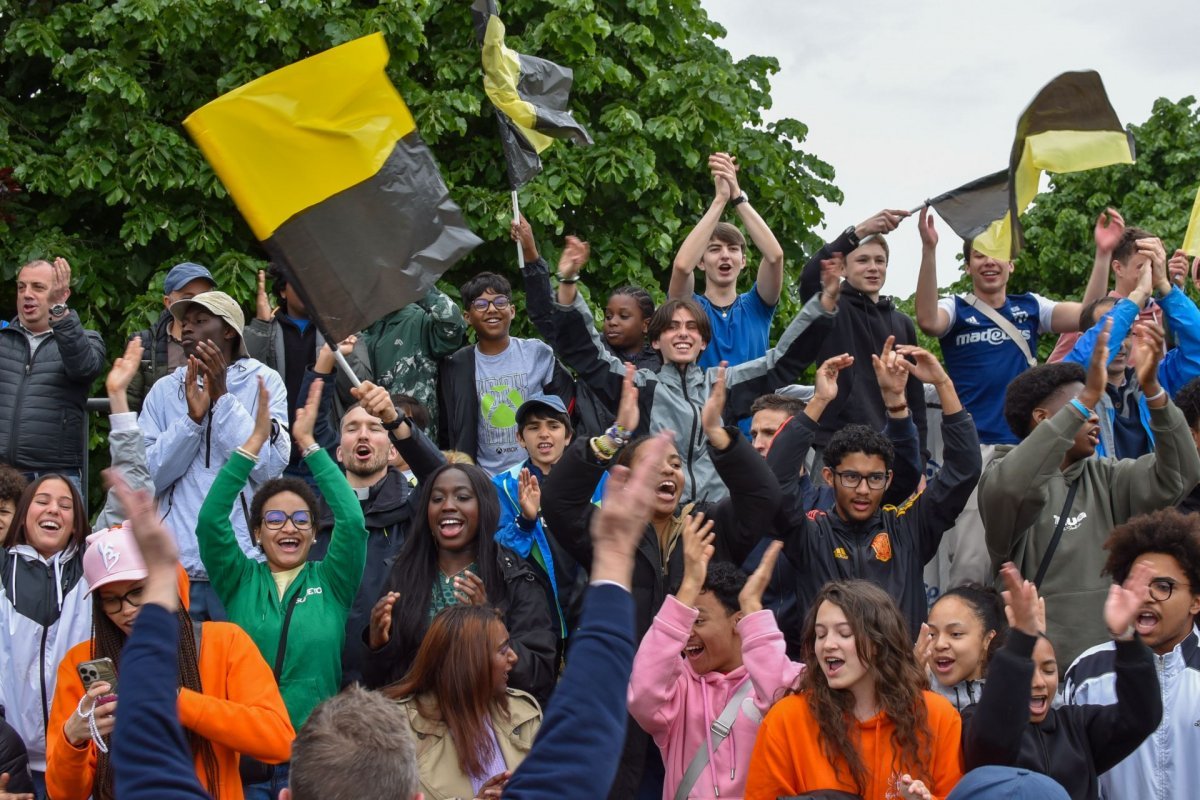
730, 191, 749, 207
382, 414, 408, 431
843, 225, 861, 248
49, 303, 69, 320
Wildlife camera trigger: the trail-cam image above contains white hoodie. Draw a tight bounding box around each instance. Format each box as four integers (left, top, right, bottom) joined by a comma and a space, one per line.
139, 357, 290, 578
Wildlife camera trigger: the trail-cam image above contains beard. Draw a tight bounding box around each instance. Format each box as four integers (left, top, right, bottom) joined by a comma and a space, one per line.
343, 451, 390, 478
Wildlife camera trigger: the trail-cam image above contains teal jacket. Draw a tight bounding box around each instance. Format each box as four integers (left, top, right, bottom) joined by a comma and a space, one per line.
196, 449, 367, 728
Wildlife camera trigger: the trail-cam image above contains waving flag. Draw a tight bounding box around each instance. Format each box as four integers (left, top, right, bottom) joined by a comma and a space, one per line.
183, 33, 481, 342
1184, 184, 1200, 258
472, 0, 593, 189
930, 71, 1135, 261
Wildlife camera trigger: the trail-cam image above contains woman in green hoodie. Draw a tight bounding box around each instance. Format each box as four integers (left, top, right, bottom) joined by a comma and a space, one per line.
196, 377, 369, 799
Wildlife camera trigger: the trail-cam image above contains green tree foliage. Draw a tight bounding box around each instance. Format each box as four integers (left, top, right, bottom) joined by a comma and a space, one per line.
0, 0, 838, 501
0, 0, 838, 330
1008, 96, 1200, 300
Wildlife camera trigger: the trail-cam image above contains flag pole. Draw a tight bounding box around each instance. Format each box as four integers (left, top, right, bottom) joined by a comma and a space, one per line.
332, 348, 363, 388
512, 189, 525, 270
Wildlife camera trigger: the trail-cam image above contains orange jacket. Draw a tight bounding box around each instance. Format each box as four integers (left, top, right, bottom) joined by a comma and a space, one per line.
745, 690, 963, 800
46, 620, 294, 800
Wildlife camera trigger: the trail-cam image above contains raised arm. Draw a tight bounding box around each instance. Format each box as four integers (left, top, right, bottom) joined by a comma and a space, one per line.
139, 365, 205, 493
669, 153, 734, 300
722, 156, 784, 306
797, 209, 910, 302
46, 259, 105, 382
915, 207, 951, 337
1081, 208, 1124, 307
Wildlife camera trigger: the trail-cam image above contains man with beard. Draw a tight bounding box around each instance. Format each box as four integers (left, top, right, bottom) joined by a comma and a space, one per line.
307, 372, 445, 687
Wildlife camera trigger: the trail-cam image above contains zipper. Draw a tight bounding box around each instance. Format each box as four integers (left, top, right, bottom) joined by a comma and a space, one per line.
204, 407, 212, 467
6, 333, 34, 464
680, 367, 700, 501
39, 623, 50, 740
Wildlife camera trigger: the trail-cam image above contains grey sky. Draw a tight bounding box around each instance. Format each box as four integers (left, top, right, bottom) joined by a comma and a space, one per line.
702, 0, 1200, 298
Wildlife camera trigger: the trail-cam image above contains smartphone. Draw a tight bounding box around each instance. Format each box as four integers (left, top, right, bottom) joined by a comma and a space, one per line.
77, 657, 119, 700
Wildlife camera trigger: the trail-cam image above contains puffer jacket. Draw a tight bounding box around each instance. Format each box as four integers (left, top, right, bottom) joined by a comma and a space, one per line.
138, 358, 291, 579
548, 291, 834, 503
0, 314, 105, 470
0, 544, 92, 771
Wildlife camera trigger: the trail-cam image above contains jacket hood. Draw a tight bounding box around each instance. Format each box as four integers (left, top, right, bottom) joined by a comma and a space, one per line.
841, 282, 894, 311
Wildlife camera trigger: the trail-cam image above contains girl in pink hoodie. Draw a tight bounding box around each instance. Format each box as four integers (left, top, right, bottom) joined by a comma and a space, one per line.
628, 514, 802, 800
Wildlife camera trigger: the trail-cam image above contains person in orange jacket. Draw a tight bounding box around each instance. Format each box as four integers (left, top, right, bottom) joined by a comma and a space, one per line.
45, 521, 294, 800
745, 580, 963, 800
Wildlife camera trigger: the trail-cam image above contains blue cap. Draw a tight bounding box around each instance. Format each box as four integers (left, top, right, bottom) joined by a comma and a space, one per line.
515, 393, 569, 426
947, 767, 1069, 800
163, 262, 216, 295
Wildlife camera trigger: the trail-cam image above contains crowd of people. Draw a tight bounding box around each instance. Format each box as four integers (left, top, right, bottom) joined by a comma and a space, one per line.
1, 153, 1199, 800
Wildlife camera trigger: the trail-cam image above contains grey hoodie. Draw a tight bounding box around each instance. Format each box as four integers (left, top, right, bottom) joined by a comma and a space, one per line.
978, 400, 1200, 669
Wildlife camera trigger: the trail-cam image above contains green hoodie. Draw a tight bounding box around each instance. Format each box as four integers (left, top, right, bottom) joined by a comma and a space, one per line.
196, 449, 367, 727
979, 400, 1200, 669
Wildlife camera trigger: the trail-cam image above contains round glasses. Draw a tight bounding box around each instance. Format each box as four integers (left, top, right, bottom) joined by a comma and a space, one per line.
1148, 578, 1191, 602
100, 586, 144, 614
831, 469, 889, 490
469, 296, 511, 312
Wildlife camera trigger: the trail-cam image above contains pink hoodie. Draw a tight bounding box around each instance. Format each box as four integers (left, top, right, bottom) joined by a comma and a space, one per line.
628, 595, 803, 800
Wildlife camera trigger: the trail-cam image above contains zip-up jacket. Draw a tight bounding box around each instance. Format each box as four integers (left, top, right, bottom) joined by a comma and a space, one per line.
979, 401, 1200, 669
796, 229, 928, 453
0, 545, 91, 771
0, 312, 105, 471
437, 342, 577, 458
548, 290, 834, 503
308, 429, 445, 688
128, 308, 180, 411
493, 459, 599, 650
628, 595, 803, 799
962, 630, 1161, 800
46, 615, 295, 800
1064, 286, 1200, 458
769, 408, 981, 639
1065, 625, 1200, 800
140, 358, 290, 579
363, 544, 559, 704
195, 448, 367, 728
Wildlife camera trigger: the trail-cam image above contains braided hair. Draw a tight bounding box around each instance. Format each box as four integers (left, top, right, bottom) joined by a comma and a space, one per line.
90, 596, 221, 799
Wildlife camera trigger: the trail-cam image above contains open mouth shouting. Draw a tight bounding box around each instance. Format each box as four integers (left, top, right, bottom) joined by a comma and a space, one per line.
655, 480, 678, 503
824, 657, 845, 678
1029, 692, 1049, 717
438, 516, 466, 540
683, 640, 705, 661
1135, 609, 1160, 637
932, 656, 956, 676
275, 535, 303, 554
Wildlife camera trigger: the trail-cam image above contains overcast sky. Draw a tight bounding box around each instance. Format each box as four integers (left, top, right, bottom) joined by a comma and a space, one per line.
701, 0, 1200, 298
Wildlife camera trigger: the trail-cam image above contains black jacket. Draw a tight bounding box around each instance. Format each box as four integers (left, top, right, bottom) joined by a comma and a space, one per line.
362, 545, 558, 705
308, 428, 445, 688
771, 408, 981, 640
962, 630, 1161, 800
798, 228, 927, 453
0, 313, 105, 471
437, 342, 577, 456
129, 308, 180, 411
0, 712, 33, 796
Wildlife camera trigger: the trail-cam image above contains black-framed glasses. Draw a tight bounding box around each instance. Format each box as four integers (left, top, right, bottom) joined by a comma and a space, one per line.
469, 296, 511, 312
832, 470, 889, 490
262, 510, 313, 530
100, 587, 144, 614
1149, 577, 1191, 602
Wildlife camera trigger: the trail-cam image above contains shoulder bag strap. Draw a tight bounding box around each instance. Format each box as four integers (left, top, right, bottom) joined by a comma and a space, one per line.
272, 590, 304, 682
960, 292, 1037, 368
673, 679, 755, 800
1033, 481, 1080, 588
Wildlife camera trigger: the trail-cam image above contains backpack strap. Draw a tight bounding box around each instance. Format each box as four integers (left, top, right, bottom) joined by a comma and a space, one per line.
959, 292, 1037, 368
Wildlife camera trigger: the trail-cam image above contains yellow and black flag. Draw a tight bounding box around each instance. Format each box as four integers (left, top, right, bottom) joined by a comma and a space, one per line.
472, 0, 593, 189
930, 71, 1135, 261
183, 33, 481, 342
1183, 184, 1200, 258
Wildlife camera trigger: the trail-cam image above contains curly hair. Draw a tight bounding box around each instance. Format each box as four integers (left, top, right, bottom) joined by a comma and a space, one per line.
90, 596, 220, 799
0, 464, 27, 505
793, 580, 931, 795
823, 424, 895, 471
702, 561, 747, 615
1003, 362, 1085, 440
1104, 507, 1200, 588
1173, 376, 1200, 430
248, 477, 319, 542
932, 584, 1009, 669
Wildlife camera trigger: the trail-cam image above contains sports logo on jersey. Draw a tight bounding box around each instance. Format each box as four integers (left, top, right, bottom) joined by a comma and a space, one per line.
1009, 305, 1030, 323
833, 547, 849, 560
1051, 511, 1088, 532
954, 327, 1032, 347
965, 315, 980, 325
870, 532, 893, 562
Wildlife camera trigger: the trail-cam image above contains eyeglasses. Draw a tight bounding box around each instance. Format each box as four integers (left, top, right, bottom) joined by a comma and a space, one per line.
1149, 578, 1191, 602
469, 296, 511, 312
262, 510, 313, 530
832, 470, 889, 490
100, 587, 144, 614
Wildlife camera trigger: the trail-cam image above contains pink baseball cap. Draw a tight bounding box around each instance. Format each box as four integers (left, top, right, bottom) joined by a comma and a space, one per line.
83, 523, 148, 595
